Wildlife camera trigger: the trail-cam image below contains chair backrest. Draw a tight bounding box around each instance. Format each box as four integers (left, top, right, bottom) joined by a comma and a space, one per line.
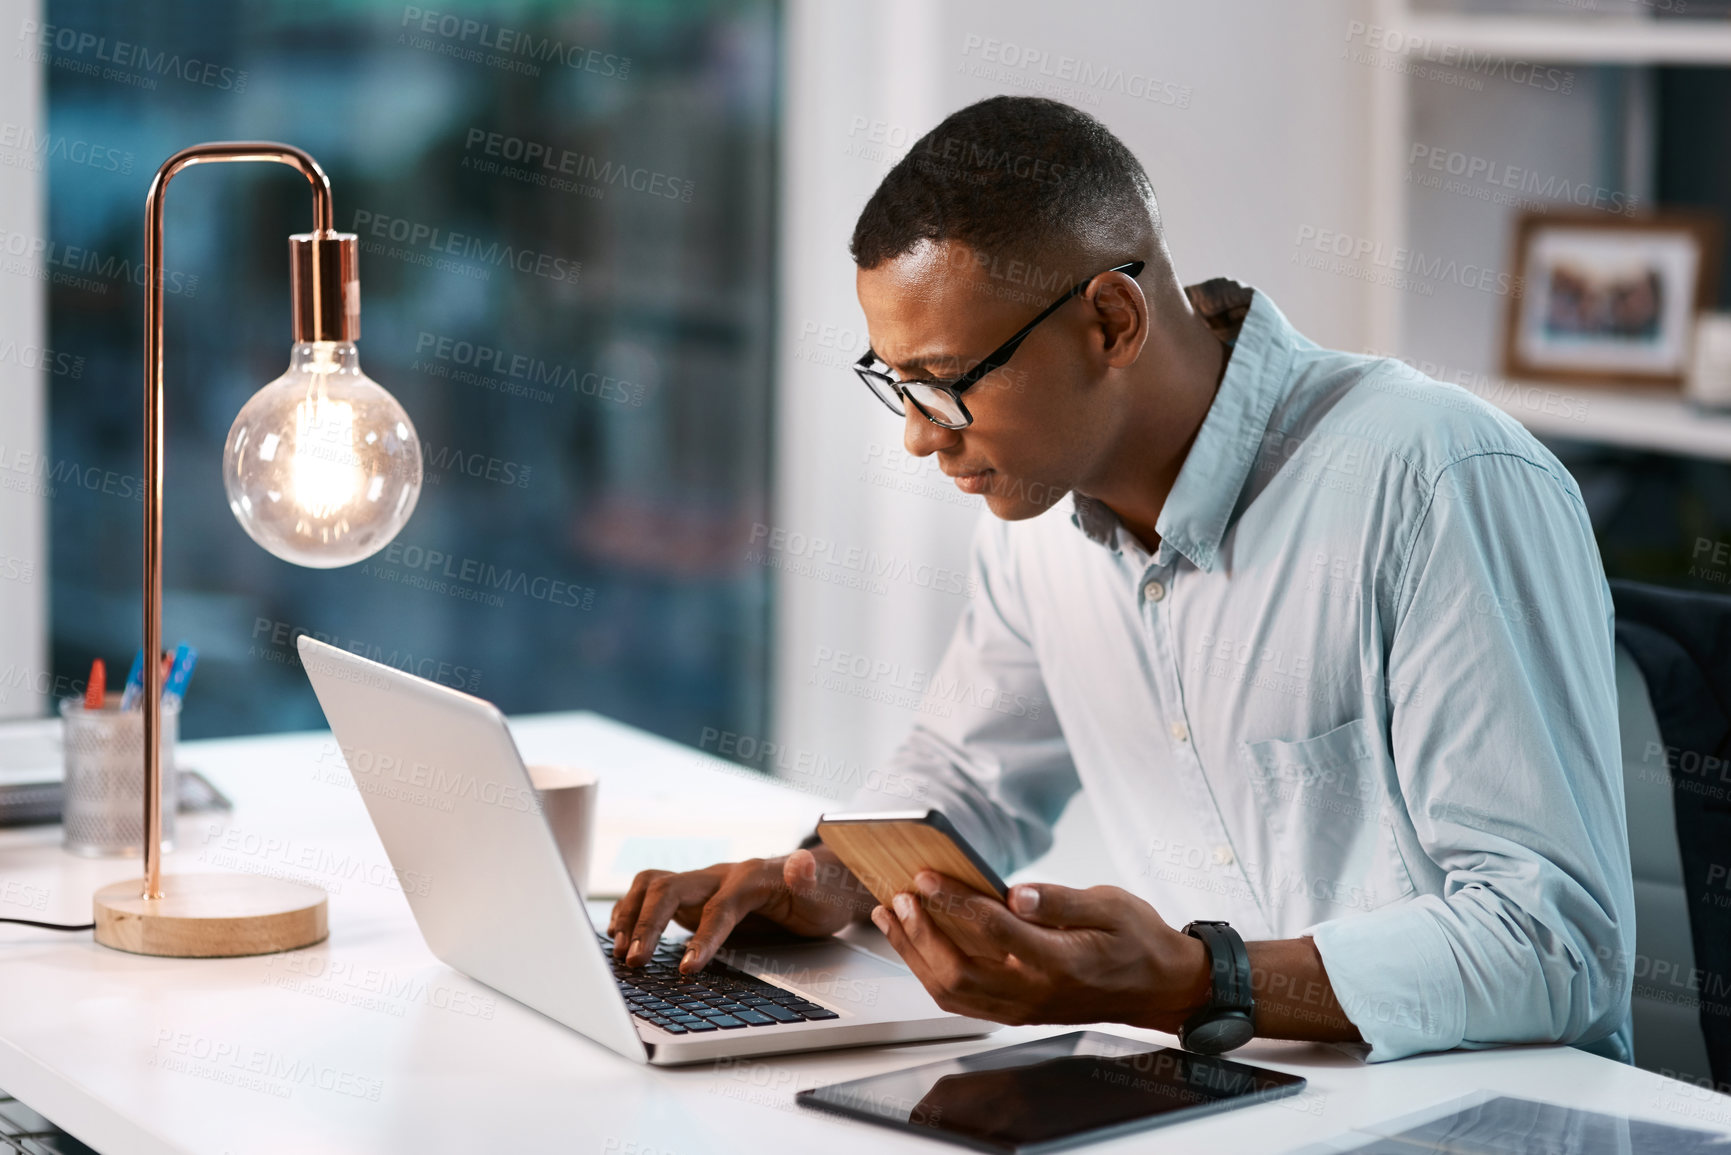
1616, 643, 1713, 1084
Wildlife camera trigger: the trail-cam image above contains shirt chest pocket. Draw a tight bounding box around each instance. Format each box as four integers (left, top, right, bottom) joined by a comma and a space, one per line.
1240, 717, 1415, 922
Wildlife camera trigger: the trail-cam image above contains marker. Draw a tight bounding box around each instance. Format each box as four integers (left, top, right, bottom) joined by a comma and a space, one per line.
118, 649, 145, 711
83, 659, 106, 710
161, 644, 198, 709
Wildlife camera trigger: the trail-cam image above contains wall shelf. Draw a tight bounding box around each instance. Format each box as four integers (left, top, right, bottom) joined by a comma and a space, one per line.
1474, 381, 1731, 461
1396, 14, 1731, 65
1367, 0, 1731, 461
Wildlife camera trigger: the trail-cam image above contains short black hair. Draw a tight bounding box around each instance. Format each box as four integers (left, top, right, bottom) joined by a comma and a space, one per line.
850, 96, 1159, 270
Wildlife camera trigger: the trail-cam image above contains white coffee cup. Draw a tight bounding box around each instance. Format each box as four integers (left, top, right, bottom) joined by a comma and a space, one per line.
526, 764, 598, 899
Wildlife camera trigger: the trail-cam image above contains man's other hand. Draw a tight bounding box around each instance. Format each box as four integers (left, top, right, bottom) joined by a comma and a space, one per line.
606, 846, 876, 973
871, 872, 1212, 1032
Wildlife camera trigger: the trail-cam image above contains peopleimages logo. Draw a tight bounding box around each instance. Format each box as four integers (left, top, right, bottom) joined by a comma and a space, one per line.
17, 20, 249, 92
412, 331, 644, 407
149, 1029, 382, 1101
0, 122, 132, 174
400, 7, 630, 78
810, 645, 1044, 720
0, 442, 147, 505
248, 617, 483, 694
0, 339, 83, 379
1408, 144, 1638, 216
370, 541, 597, 611
1343, 20, 1574, 95
0, 226, 199, 297
462, 130, 694, 202
351, 210, 580, 284
911, 132, 1072, 186
1292, 224, 1523, 298
746, 523, 977, 599
958, 35, 1192, 109
422, 443, 530, 490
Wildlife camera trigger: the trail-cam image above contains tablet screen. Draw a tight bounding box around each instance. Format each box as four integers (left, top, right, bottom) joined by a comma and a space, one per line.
796, 1030, 1307, 1154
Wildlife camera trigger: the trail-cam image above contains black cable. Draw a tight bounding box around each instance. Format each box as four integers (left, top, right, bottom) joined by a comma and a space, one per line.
0, 918, 94, 931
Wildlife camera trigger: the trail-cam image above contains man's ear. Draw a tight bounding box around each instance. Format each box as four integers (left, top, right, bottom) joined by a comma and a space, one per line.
1087, 273, 1149, 369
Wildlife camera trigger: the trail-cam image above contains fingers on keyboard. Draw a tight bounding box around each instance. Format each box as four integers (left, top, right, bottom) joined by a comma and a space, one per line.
600, 934, 837, 1030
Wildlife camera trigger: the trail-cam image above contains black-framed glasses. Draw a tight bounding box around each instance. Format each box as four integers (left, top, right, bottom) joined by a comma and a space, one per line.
853, 260, 1145, 429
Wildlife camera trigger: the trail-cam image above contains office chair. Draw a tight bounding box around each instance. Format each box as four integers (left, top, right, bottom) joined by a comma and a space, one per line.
1612, 579, 1731, 1092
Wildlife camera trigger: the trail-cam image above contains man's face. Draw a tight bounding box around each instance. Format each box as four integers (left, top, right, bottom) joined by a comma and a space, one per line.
856, 239, 1117, 521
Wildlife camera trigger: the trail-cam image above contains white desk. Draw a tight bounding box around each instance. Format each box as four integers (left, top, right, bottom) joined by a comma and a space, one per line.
1, 712, 1726, 1155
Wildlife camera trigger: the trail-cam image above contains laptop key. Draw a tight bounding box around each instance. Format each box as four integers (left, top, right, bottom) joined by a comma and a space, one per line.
707, 1015, 748, 1029
794, 1007, 839, 1020
758, 1005, 801, 1023
732, 1010, 775, 1026
680, 1019, 719, 1032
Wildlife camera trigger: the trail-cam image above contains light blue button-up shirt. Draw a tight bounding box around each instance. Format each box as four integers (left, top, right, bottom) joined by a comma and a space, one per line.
843, 279, 1634, 1063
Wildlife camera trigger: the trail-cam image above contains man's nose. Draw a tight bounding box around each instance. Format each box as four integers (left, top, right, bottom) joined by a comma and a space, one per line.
903, 404, 960, 458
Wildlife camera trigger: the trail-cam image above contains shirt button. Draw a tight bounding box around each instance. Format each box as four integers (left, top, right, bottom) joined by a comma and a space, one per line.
1143, 579, 1166, 602
1212, 844, 1235, 866
1170, 721, 1189, 743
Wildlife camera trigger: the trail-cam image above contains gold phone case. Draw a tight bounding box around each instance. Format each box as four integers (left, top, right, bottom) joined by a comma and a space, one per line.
817, 811, 1007, 942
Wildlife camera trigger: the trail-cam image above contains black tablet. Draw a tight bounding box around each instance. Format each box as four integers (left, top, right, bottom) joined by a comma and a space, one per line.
796, 1030, 1307, 1154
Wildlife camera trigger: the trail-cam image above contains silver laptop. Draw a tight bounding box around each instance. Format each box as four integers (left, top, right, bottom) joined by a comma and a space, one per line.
297, 636, 997, 1066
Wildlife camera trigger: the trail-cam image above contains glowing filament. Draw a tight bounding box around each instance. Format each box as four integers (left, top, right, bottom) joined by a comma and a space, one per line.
292, 394, 361, 519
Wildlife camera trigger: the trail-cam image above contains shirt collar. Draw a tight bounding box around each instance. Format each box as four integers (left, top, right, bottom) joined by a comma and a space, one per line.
1070, 279, 1296, 572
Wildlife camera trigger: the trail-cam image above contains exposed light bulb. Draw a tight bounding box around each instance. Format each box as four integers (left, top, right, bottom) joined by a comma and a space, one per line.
223, 341, 421, 568
291, 390, 359, 520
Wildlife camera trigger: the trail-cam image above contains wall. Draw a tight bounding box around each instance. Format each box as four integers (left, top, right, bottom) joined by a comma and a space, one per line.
0, 0, 46, 721
772, 1, 1380, 875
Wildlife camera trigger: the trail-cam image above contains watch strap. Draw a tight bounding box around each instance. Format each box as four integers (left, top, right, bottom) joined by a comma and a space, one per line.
1183, 919, 1253, 1013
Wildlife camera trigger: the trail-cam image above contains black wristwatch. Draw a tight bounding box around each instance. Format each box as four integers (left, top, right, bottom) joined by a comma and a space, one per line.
1177, 920, 1255, 1055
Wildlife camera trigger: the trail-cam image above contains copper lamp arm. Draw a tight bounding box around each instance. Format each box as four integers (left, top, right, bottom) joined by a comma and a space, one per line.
139, 142, 334, 901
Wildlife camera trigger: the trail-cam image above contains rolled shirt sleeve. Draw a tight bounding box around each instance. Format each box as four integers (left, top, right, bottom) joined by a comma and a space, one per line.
1311, 451, 1635, 1062
834, 516, 1081, 878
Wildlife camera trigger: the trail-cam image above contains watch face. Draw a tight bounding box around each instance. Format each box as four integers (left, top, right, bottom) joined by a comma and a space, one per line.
1184, 1013, 1256, 1055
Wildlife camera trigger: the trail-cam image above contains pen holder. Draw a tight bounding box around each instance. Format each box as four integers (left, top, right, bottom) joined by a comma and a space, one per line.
58, 698, 180, 858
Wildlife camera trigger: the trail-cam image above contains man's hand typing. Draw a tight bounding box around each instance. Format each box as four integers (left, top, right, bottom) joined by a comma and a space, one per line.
607, 846, 876, 973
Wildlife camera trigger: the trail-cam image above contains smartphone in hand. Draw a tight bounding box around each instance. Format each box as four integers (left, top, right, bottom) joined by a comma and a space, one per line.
816, 810, 1009, 943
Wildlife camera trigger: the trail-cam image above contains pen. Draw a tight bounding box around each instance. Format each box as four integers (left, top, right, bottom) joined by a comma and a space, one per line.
118, 649, 173, 711
118, 649, 145, 711
161, 644, 198, 709
83, 658, 105, 710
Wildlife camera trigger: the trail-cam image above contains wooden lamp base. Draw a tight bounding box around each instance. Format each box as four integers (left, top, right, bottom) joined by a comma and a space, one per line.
93, 873, 328, 957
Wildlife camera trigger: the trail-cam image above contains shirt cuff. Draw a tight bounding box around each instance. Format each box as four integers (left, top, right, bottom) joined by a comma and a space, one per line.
1308, 899, 1466, 1062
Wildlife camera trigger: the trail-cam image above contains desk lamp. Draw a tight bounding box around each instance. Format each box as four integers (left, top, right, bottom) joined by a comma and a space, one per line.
92, 142, 422, 957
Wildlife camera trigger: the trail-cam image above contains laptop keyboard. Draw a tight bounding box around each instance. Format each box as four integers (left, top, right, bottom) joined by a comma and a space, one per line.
596, 932, 840, 1035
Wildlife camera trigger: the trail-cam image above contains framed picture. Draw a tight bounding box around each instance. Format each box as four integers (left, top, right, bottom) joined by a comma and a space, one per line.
1502, 210, 1722, 388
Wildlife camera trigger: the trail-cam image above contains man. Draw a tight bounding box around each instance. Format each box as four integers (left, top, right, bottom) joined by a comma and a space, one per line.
609, 96, 1634, 1062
